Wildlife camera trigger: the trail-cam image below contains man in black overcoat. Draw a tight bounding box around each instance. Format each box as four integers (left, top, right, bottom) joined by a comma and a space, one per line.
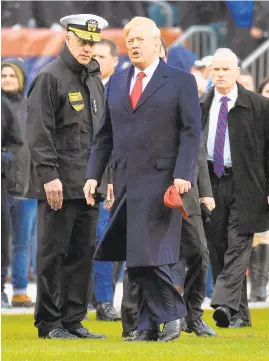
201, 48, 269, 328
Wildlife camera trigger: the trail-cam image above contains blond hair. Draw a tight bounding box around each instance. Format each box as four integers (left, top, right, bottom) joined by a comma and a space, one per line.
1, 63, 24, 90
124, 17, 161, 39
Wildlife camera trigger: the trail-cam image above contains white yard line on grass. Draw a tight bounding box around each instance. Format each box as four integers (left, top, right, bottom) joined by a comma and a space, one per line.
2, 282, 269, 315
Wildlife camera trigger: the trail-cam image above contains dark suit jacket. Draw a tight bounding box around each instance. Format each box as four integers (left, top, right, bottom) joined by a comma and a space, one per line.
86, 58, 201, 267
201, 83, 269, 234
187, 135, 213, 216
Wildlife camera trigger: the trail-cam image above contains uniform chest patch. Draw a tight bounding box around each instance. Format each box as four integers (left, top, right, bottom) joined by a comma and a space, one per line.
68, 92, 84, 111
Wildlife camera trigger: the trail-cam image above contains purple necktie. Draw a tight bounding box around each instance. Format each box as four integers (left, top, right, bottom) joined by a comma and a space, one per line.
213, 96, 230, 177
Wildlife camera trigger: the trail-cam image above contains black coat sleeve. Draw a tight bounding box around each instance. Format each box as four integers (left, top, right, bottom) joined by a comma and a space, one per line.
86, 79, 113, 184
1, 96, 23, 180
197, 132, 213, 198
1, 96, 23, 152
27, 72, 60, 184
264, 100, 269, 195
106, 167, 113, 184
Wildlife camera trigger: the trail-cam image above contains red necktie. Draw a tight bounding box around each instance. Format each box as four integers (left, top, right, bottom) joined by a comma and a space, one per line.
130, 72, 146, 109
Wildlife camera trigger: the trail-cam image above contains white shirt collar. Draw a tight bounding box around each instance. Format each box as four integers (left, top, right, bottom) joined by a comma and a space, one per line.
214, 84, 238, 104
133, 57, 160, 80
102, 77, 110, 86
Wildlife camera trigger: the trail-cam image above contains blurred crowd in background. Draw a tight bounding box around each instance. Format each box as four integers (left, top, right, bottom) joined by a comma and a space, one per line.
2, 0, 269, 59
1, 1, 269, 311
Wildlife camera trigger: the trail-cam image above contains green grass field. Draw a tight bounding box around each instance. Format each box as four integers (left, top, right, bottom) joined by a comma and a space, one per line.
2, 309, 269, 361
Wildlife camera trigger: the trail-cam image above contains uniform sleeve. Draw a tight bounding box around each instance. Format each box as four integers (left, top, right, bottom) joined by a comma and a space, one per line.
86, 78, 113, 185
173, 72, 202, 183
27, 72, 60, 184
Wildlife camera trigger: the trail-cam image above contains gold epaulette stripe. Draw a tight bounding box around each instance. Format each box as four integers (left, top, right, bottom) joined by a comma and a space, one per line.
68, 27, 101, 42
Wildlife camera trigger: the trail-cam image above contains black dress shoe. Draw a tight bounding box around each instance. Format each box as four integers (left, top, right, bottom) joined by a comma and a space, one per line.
68, 326, 107, 339
124, 329, 159, 342
87, 302, 96, 311
229, 319, 252, 328
96, 302, 121, 321
122, 329, 138, 340
213, 306, 231, 328
83, 313, 90, 320
40, 327, 78, 339
158, 319, 183, 342
184, 317, 216, 337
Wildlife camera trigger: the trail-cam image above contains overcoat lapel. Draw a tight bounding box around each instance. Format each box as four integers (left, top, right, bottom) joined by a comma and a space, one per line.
120, 59, 171, 114
134, 59, 169, 112
120, 66, 134, 115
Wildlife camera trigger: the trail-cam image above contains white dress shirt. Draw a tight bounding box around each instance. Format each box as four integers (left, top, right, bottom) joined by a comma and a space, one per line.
207, 85, 238, 167
129, 57, 160, 94
102, 77, 110, 86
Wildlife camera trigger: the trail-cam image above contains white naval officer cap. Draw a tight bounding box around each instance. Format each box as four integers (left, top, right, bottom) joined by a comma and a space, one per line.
60, 14, 108, 42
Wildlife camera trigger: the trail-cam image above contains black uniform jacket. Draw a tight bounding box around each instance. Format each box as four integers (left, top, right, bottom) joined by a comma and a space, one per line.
187, 135, 213, 216
27, 44, 109, 200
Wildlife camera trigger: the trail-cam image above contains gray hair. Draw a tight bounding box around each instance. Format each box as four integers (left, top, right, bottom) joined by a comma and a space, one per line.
213, 48, 240, 66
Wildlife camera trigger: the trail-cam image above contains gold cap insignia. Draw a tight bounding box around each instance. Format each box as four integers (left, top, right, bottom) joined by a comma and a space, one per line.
87, 19, 98, 32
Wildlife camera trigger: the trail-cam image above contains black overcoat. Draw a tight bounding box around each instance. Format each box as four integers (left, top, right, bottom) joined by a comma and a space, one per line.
201, 83, 269, 234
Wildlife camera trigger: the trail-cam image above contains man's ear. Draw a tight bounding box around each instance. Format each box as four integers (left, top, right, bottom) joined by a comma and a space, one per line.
153, 40, 159, 54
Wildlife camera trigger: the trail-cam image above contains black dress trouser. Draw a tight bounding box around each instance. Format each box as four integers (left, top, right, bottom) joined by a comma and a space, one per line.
35, 199, 99, 336
204, 173, 253, 322
178, 215, 208, 323
249, 244, 269, 300
127, 265, 186, 331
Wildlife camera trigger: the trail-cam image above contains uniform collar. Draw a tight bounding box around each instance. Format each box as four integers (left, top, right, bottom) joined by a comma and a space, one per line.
59, 43, 101, 76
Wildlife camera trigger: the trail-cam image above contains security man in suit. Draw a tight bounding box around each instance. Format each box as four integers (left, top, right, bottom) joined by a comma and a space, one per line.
91, 39, 122, 322
202, 48, 269, 328
27, 14, 110, 339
